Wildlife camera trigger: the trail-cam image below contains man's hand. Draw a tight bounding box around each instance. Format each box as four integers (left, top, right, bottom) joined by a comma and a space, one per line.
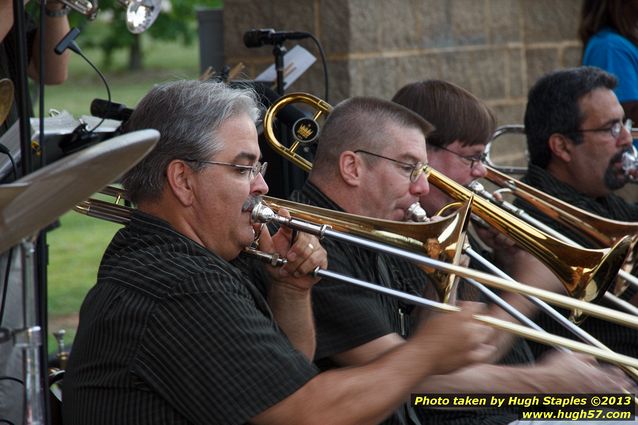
258, 208, 328, 291
411, 301, 496, 376
534, 350, 633, 393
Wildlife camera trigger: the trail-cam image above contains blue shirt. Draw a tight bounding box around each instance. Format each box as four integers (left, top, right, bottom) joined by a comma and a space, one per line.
583, 27, 638, 148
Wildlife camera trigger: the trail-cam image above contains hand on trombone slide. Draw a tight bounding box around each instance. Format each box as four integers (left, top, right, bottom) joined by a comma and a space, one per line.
535, 350, 635, 394
411, 301, 498, 375
254, 207, 327, 292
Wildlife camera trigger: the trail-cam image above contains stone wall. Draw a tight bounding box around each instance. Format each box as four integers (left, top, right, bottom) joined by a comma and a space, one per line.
224, 0, 583, 125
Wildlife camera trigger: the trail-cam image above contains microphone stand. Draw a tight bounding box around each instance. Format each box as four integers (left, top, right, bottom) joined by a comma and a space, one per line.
272, 41, 286, 97
10, 1, 48, 424
271, 41, 292, 195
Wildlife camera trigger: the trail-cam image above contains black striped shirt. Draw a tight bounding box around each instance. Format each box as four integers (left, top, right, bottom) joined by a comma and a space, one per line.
519, 164, 638, 359
292, 182, 527, 425
62, 211, 318, 425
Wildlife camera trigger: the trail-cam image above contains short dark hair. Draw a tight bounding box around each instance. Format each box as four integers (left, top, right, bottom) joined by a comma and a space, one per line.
392, 80, 496, 148
122, 80, 260, 204
311, 97, 434, 179
524, 66, 617, 168
579, 0, 638, 48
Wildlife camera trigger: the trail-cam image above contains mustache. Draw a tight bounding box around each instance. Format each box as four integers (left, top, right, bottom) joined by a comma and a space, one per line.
242, 195, 264, 212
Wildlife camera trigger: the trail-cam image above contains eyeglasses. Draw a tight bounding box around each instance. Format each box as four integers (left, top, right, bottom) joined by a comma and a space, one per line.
573, 118, 633, 140
182, 158, 268, 181
437, 146, 487, 169
353, 150, 431, 182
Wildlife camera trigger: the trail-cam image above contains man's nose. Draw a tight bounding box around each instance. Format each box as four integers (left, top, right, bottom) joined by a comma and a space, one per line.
410, 173, 430, 196
618, 121, 633, 149
471, 161, 487, 179
251, 173, 269, 195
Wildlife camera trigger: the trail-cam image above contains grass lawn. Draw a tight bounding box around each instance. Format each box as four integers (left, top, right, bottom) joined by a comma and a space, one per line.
45, 38, 199, 353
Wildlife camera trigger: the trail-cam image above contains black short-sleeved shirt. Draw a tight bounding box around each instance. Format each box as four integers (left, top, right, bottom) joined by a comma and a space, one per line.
62, 211, 318, 425
292, 182, 530, 425
519, 164, 638, 358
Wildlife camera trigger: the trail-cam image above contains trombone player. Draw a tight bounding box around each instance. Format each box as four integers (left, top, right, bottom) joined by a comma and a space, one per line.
295, 94, 631, 425
520, 66, 638, 359
62, 80, 495, 425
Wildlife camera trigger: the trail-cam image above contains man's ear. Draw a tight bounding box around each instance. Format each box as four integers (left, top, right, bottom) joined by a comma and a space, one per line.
548, 133, 573, 163
339, 151, 362, 186
166, 160, 196, 206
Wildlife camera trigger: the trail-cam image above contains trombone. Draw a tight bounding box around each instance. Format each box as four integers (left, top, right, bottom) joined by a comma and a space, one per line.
484, 125, 638, 297
74, 189, 638, 371
263, 92, 633, 318
485, 124, 638, 246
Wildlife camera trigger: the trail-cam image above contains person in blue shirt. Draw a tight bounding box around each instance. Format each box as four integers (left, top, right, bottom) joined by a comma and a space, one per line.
580, 0, 638, 148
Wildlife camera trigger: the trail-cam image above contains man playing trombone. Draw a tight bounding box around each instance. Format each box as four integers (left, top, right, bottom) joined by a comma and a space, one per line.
295, 95, 631, 425
62, 80, 496, 425
519, 66, 638, 359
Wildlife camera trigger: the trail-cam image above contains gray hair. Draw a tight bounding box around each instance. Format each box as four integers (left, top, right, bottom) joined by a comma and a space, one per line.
122, 80, 261, 203
312, 97, 434, 179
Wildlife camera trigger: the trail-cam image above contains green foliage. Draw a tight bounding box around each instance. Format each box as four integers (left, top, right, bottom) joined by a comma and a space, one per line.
60, 0, 222, 70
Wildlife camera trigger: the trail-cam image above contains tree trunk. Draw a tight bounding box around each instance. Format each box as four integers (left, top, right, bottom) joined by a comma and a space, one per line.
128, 35, 143, 71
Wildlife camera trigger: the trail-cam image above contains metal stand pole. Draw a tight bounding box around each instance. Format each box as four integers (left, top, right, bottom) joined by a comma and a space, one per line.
14, 238, 44, 425
272, 42, 294, 196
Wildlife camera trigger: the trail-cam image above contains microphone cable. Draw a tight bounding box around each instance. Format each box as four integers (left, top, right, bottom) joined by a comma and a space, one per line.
55, 27, 112, 134
306, 33, 329, 102
0, 144, 19, 181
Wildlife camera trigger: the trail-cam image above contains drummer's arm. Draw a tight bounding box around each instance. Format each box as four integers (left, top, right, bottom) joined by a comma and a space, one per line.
28, 0, 70, 84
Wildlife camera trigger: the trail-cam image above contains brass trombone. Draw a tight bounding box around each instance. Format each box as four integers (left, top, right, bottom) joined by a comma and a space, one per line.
485, 124, 638, 247
262, 92, 633, 314
484, 125, 638, 297
484, 165, 638, 248
74, 189, 638, 370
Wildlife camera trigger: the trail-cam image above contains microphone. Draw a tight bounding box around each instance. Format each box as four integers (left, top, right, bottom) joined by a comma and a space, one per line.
90, 99, 133, 122
54, 27, 82, 55
243, 28, 311, 48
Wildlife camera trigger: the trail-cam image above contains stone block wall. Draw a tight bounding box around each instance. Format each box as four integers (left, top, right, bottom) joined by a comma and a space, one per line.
224, 0, 583, 125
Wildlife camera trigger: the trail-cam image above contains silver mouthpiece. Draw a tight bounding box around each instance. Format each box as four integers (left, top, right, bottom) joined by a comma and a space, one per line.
621, 148, 638, 182
250, 202, 277, 224
406, 202, 428, 222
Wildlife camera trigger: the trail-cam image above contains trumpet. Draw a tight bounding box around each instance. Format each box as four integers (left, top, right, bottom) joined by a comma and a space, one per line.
262, 92, 633, 318
74, 189, 638, 370
57, 0, 99, 19
57, 0, 161, 32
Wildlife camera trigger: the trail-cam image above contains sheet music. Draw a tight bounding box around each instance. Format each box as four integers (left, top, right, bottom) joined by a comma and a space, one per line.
255, 45, 317, 90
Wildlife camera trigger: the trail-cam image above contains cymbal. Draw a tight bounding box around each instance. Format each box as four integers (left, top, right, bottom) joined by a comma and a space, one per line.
0, 129, 160, 253
0, 79, 14, 126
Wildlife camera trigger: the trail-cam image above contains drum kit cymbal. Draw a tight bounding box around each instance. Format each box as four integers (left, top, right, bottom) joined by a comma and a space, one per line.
0, 77, 160, 252
0, 129, 159, 253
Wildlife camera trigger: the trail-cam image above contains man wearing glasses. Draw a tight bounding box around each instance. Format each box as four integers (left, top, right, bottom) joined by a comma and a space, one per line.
391, 79, 636, 425
292, 95, 630, 425
515, 66, 638, 361
63, 82, 494, 425
524, 66, 637, 234
291, 96, 443, 425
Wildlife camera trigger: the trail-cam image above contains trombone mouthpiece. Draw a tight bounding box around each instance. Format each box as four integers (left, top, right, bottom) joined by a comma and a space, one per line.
468, 181, 494, 200
406, 202, 428, 222
622, 150, 638, 176
250, 201, 277, 224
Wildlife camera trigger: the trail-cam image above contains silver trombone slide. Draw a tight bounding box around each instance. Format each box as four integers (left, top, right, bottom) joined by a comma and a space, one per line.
249, 254, 638, 370
251, 202, 638, 330
465, 246, 601, 347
